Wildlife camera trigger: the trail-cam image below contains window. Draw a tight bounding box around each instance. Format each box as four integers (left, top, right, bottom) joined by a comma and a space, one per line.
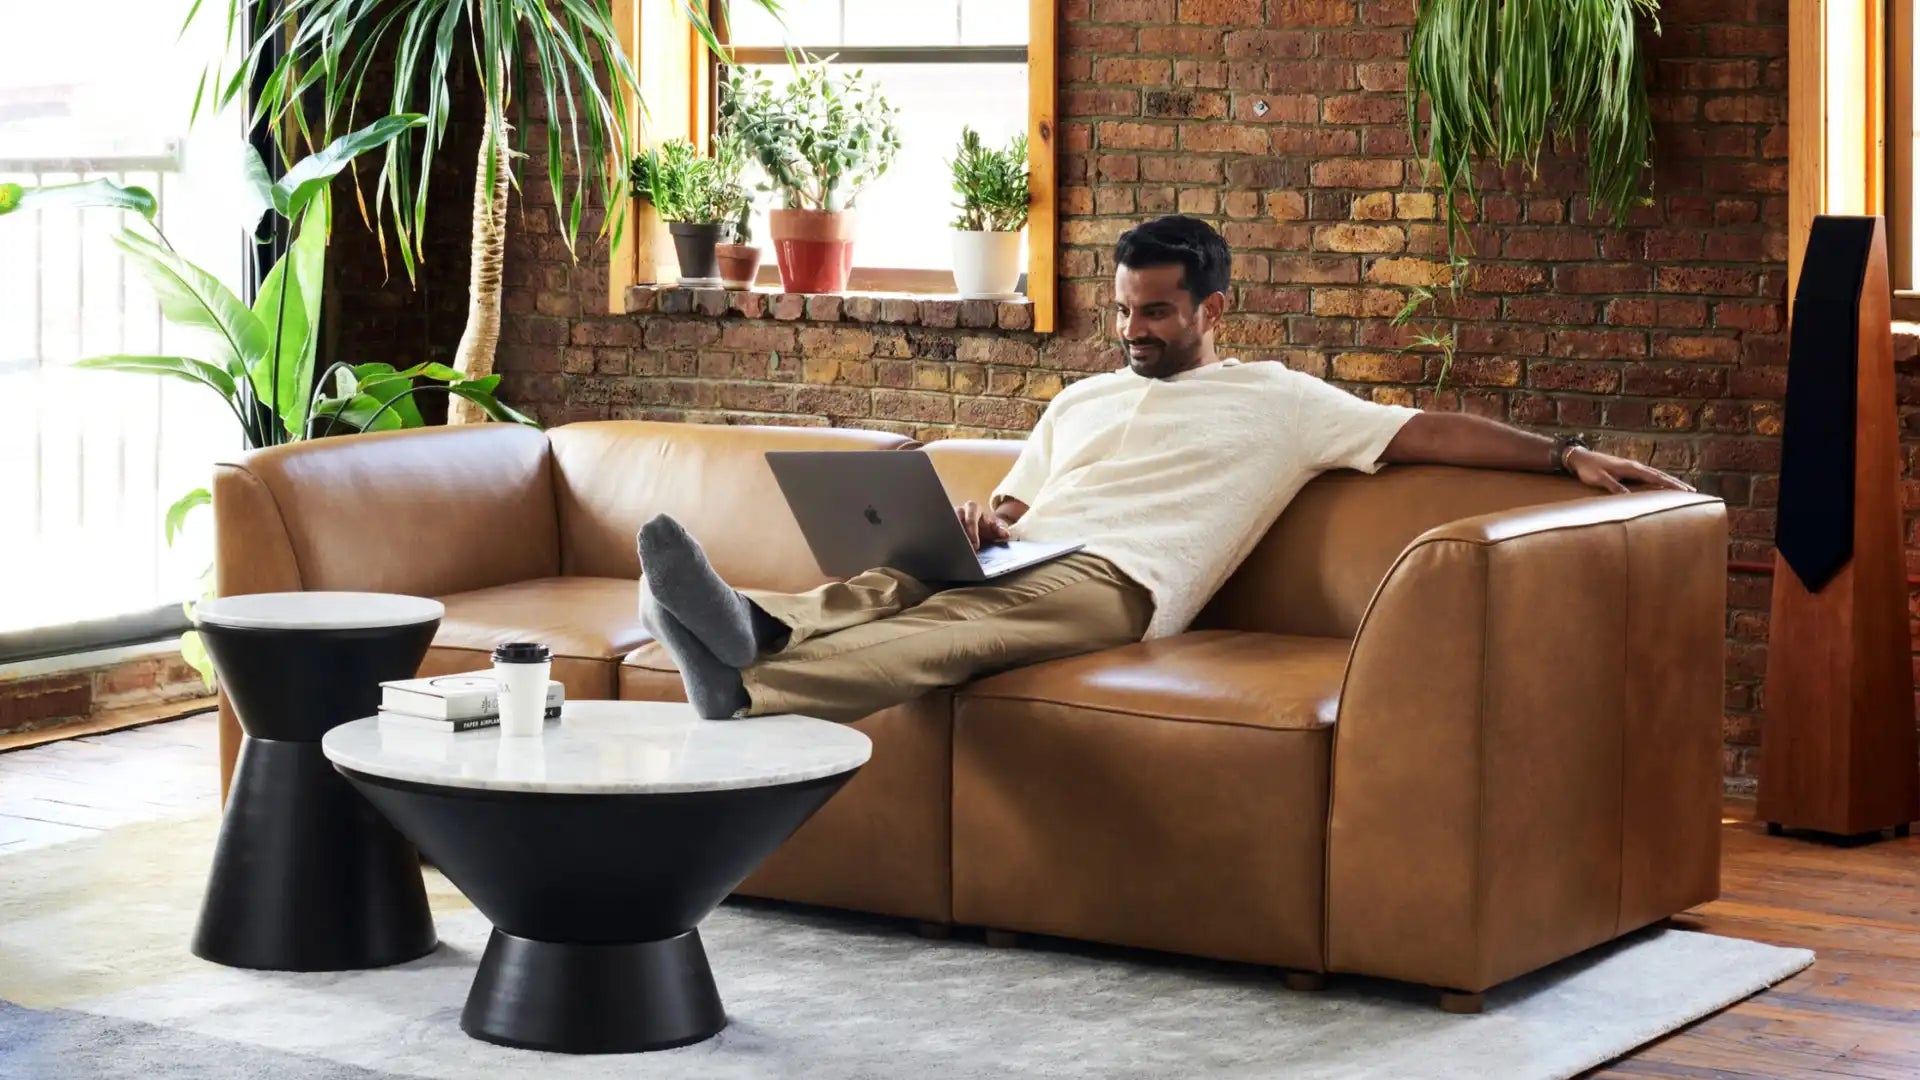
724, 0, 1030, 281
1893, 0, 1917, 319
608, 0, 1058, 330
0, 2, 242, 656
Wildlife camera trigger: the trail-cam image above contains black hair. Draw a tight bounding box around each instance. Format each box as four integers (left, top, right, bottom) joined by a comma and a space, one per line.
1113, 215, 1232, 307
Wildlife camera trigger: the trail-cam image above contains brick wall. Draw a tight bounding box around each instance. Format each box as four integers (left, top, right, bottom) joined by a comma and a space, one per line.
334, 0, 1813, 790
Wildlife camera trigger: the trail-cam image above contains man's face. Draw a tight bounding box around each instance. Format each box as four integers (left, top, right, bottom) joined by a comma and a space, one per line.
1113, 263, 1222, 379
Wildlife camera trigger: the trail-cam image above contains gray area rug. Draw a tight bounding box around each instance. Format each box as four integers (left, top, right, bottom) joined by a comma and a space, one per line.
0, 814, 1812, 1080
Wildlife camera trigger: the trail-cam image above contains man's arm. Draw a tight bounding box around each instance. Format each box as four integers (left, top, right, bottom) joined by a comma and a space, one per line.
1380, 412, 1694, 494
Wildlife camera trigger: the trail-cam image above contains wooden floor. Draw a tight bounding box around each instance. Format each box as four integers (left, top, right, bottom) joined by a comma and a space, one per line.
1592, 804, 1920, 1079
1, 716, 1917, 1077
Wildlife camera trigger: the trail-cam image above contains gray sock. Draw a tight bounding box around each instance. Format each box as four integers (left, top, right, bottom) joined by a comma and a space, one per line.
637, 513, 780, 666
641, 589, 749, 719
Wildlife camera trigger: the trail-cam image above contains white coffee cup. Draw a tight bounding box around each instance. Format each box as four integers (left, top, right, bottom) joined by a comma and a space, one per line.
492, 642, 552, 738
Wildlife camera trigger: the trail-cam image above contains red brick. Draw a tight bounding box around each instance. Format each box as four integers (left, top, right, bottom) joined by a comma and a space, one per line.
1094, 58, 1174, 85
1528, 362, 1621, 393
1270, 0, 1355, 24
1309, 158, 1404, 188
1549, 330, 1647, 360
1178, 0, 1261, 22
1093, 0, 1175, 20
1555, 264, 1652, 294
1182, 125, 1270, 154
1098, 121, 1177, 150
1223, 30, 1317, 60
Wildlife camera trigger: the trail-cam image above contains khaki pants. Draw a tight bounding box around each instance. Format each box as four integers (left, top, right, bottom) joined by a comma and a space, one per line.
737, 553, 1153, 720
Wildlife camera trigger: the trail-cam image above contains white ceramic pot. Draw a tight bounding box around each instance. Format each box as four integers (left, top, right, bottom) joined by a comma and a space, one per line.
951, 229, 1023, 299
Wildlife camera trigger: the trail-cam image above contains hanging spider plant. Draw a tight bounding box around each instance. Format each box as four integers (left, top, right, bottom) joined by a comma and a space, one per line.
1407, 0, 1660, 247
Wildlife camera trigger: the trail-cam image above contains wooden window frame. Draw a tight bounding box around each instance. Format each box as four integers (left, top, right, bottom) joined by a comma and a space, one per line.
1892, 0, 1918, 320
606, 0, 1058, 334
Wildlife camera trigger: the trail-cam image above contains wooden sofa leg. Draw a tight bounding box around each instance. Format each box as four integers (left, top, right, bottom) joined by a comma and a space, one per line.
915, 921, 952, 940
1282, 971, 1326, 992
984, 929, 1020, 949
1439, 990, 1484, 1014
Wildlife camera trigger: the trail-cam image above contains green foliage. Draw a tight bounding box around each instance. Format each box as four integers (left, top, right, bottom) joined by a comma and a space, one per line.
722, 61, 901, 213
631, 135, 751, 226
1389, 255, 1474, 389
186, 0, 732, 274
0, 178, 158, 220
948, 126, 1029, 233
1407, 0, 1659, 247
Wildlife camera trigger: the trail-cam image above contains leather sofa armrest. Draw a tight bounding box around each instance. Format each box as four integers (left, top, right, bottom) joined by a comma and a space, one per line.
211, 461, 306, 797
1325, 491, 1726, 993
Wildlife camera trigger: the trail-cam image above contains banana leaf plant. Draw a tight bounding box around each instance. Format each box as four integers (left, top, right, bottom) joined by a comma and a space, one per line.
1, 115, 535, 682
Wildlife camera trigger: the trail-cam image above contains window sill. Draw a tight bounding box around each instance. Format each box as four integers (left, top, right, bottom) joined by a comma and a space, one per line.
625, 286, 1036, 332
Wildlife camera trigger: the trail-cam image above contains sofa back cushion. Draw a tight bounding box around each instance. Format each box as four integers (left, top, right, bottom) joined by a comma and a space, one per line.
1195, 465, 1592, 638
549, 421, 913, 591
921, 440, 1592, 639
231, 423, 560, 596
921, 438, 1025, 506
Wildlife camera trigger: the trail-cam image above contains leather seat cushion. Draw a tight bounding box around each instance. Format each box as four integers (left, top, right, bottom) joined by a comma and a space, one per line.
949, 631, 1350, 970
420, 577, 650, 701
958, 630, 1348, 730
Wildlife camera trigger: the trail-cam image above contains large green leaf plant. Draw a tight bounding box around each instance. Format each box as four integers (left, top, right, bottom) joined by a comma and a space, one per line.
0, 116, 534, 683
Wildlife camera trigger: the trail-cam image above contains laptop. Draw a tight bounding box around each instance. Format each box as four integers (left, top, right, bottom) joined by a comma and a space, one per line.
765, 450, 1083, 582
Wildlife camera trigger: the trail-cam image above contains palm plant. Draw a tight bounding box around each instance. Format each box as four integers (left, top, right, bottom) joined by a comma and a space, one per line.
1407, 0, 1660, 245
191, 0, 782, 423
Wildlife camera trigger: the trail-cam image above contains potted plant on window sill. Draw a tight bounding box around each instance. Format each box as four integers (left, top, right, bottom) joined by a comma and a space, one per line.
630, 136, 751, 287
723, 61, 900, 294
716, 202, 763, 290
949, 126, 1029, 300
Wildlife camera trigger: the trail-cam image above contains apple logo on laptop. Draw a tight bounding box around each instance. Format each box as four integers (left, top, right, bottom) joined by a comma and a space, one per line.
863, 505, 883, 526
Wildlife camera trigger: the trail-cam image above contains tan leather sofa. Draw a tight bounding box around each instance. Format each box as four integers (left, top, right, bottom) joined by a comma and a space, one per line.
212, 419, 1726, 1000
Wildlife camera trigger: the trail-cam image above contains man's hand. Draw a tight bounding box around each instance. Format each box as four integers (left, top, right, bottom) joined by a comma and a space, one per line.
1566, 448, 1695, 494
955, 500, 1010, 551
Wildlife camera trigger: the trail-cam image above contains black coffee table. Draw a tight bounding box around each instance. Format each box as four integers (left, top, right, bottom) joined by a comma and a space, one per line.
192, 591, 442, 971
322, 700, 870, 1054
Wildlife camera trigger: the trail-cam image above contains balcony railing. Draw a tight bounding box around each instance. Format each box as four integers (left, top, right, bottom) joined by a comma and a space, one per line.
0, 141, 234, 661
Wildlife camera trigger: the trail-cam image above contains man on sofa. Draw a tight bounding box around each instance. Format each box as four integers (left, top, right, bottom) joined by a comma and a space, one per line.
639, 214, 1692, 720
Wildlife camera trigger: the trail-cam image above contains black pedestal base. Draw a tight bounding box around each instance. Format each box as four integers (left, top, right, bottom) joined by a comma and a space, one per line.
462, 928, 724, 1054
193, 736, 436, 971
1763, 819, 1913, 845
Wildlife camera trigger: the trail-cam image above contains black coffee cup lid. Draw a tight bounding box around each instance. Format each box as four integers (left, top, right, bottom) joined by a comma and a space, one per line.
493, 642, 551, 662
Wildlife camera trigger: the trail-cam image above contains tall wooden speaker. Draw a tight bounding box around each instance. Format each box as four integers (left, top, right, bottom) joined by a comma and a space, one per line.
1757, 215, 1919, 839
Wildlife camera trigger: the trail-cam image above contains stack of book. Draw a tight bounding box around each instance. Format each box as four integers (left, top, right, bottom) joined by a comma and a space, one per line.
377, 672, 565, 732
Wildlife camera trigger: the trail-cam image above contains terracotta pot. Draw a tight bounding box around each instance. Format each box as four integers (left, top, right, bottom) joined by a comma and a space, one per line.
769, 208, 856, 294
668, 221, 724, 286
715, 243, 764, 290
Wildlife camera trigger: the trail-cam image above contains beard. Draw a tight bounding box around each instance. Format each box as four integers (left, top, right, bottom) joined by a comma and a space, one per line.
1124, 334, 1204, 379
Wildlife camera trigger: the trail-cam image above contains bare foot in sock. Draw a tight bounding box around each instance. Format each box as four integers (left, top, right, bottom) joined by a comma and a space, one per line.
640, 589, 748, 719
637, 514, 784, 666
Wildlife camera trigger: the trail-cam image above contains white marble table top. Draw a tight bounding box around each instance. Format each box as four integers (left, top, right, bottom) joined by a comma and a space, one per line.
195, 592, 445, 631
321, 700, 872, 795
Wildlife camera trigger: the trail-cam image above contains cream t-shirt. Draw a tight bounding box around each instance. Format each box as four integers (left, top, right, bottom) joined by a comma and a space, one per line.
992, 358, 1418, 640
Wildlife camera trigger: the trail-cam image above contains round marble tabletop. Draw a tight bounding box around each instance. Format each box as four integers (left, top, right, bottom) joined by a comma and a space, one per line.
321, 700, 872, 795
195, 592, 445, 631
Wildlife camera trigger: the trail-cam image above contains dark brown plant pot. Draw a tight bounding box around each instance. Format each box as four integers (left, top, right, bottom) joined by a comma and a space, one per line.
669, 221, 724, 286
715, 244, 764, 291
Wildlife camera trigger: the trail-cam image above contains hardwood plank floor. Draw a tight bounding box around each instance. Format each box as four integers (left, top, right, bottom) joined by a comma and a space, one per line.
1591, 804, 1920, 1079
2, 716, 1916, 1076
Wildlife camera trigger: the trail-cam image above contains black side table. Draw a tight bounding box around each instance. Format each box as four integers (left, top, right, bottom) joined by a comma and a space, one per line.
191, 592, 444, 971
